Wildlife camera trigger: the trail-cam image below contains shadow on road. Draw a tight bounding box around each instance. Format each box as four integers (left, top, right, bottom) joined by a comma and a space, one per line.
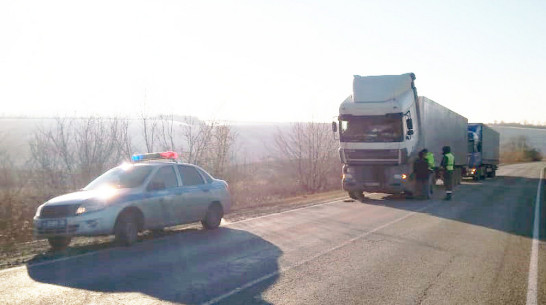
27, 227, 282, 304
360, 173, 546, 242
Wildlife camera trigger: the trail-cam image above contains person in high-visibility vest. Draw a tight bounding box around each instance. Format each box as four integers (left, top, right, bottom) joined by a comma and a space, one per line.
420, 148, 435, 196
422, 149, 435, 170
440, 146, 455, 200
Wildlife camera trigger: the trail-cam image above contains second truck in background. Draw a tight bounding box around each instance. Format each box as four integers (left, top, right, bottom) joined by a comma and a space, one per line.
465, 123, 500, 180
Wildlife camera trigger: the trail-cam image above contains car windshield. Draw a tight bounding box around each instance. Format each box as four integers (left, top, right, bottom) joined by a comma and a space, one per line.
340, 115, 403, 142
84, 165, 154, 190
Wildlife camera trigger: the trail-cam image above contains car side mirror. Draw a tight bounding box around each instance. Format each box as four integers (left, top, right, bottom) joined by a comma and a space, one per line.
331, 121, 337, 133
147, 181, 166, 191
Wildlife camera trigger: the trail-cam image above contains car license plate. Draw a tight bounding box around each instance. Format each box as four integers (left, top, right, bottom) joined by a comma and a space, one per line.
364, 182, 380, 187
42, 219, 67, 229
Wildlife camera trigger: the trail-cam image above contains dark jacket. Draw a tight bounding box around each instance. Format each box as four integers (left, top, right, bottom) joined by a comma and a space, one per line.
413, 158, 430, 180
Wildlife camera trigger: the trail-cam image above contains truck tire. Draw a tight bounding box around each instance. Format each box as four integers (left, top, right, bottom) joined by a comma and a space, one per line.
202, 204, 223, 230
487, 168, 496, 178
115, 212, 139, 246
48, 237, 71, 251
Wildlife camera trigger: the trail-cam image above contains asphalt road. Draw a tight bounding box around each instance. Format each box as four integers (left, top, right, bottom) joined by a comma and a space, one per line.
0, 162, 544, 305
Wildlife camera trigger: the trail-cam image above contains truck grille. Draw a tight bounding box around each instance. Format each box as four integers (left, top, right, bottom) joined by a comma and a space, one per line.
40, 205, 79, 218
344, 149, 400, 164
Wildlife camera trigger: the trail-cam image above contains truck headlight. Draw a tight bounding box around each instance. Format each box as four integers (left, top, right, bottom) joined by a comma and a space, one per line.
394, 174, 408, 180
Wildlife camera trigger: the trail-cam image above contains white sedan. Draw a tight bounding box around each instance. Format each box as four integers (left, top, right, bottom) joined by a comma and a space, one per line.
33, 152, 231, 250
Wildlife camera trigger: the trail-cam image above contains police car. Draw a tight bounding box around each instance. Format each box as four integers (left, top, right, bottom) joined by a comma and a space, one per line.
33, 151, 231, 250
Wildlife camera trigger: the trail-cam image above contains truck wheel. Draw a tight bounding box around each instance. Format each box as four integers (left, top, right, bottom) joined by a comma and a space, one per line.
487, 169, 495, 178
115, 213, 139, 246
47, 237, 72, 251
202, 204, 223, 230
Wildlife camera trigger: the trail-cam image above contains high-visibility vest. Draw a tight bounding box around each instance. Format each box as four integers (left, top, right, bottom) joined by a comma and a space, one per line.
444, 153, 455, 171
425, 152, 435, 169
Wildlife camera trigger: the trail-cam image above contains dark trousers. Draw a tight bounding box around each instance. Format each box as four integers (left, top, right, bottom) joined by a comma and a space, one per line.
444, 170, 453, 192
415, 174, 431, 199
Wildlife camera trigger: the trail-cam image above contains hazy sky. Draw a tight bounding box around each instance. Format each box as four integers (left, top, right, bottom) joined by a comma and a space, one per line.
1, 0, 545, 123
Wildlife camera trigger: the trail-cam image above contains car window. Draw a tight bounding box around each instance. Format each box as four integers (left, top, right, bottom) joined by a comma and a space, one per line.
178, 165, 205, 186
195, 167, 214, 184
149, 166, 178, 190
85, 165, 154, 190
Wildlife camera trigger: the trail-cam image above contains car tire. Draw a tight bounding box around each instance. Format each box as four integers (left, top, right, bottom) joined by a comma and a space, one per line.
349, 191, 365, 202
115, 213, 139, 246
201, 204, 223, 230
47, 237, 71, 251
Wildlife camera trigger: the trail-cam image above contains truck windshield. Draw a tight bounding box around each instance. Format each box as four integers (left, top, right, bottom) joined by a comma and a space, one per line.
340, 115, 403, 142
84, 165, 154, 190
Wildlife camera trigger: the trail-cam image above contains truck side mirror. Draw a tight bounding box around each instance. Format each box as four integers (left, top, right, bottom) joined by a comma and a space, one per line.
332, 121, 338, 133
406, 118, 413, 130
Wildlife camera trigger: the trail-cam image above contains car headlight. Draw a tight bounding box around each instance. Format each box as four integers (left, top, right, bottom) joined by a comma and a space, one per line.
76, 202, 105, 215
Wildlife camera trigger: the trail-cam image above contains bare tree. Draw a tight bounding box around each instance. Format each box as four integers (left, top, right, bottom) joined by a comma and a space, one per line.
207, 123, 237, 178
0, 135, 31, 244
29, 117, 133, 190
157, 114, 177, 151
181, 116, 215, 166
141, 112, 158, 153
274, 122, 339, 193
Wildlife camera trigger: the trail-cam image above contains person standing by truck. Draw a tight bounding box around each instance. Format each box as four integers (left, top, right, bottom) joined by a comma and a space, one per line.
422, 149, 435, 170
441, 146, 455, 200
413, 150, 432, 199
422, 148, 435, 194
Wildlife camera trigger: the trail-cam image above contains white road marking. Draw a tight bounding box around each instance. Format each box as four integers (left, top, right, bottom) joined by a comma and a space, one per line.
201, 202, 437, 305
526, 167, 544, 305
0, 197, 347, 274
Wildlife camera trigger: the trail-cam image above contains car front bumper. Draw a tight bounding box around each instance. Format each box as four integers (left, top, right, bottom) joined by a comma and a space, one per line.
33, 210, 116, 238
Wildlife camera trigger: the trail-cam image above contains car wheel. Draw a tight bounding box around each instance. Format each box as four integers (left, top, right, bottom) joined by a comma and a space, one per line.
115, 213, 138, 246
349, 191, 365, 202
47, 237, 72, 251
201, 204, 223, 230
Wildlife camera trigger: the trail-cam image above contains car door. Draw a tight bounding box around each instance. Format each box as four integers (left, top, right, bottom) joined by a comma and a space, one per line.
174, 165, 211, 223
141, 165, 179, 228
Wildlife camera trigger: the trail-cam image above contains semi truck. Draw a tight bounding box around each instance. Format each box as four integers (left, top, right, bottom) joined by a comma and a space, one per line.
465, 123, 500, 180
332, 73, 468, 200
